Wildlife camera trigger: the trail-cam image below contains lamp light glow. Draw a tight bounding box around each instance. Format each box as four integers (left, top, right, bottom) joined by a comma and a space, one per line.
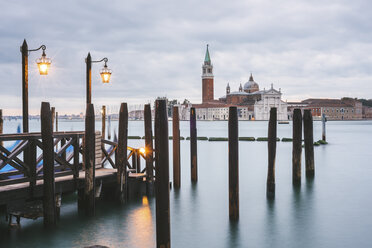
36, 50, 51, 75
100, 62, 112, 83
139, 147, 146, 155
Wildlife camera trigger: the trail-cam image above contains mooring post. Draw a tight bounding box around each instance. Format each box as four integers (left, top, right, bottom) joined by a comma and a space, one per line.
322, 113, 326, 142
108, 115, 112, 140
51, 107, 55, 132
228, 106, 239, 220
102, 105, 106, 140
155, 99, 171, 248
117, 103, 128, 203
267, 108, 277, 197
173, 106, 181, 188
190, 107, 198, 182
144, 104, 154, 195
84, 103, 95, 216
303, 110, 315, 177
292, 109, 302, 185
55, 111, 59, 132
41, 102, 56, 227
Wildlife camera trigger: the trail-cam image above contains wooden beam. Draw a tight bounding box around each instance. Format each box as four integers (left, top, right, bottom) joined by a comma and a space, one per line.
267, 107, 277, 198
303, 110, 315, 177
84, 103, 95, 216
41, 102, 56, 227
117, 103, 128, 203
292, 109, 302, 185
173, 106, 181, 188
144, 104, 154, 184
155, 99, 171, 248
190, 107, 198, 182
228, 106, 239, 220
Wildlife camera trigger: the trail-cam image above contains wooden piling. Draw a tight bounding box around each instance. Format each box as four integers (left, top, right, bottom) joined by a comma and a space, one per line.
228, 106, 239, 220
292, 109, 302, 185
154, 99, 171, 248
102, 105, 106, 140
267, 108, 277, 197
190, 107, 198, 182
55, 112, 58, 132
144, 104, 154, 195
117, 103, 128, 203
303, 110, 315, 177
40, 102, 56, 227
173, 106, 181, 188
51, 107, 55, 132
84, 103, 95, 216
322, 113, 326, 142
108, 115, 112, 140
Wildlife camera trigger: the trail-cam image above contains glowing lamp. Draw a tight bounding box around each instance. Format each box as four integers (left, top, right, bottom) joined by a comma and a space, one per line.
100, 62, 112, 83
139, 147, 146, 155
36, 50, 51, 75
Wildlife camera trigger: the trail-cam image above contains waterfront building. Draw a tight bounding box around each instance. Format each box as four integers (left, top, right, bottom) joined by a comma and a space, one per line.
288, 98, 363, 120
190, 45, 288, 121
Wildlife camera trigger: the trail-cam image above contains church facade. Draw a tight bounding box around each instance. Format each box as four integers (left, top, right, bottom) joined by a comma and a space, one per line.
192, 45, 288, 121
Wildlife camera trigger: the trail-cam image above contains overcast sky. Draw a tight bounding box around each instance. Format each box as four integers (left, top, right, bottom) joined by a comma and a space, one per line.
1, 0, 371, 115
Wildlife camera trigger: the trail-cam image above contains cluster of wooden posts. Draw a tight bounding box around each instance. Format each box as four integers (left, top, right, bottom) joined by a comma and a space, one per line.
0, 102, 316, 248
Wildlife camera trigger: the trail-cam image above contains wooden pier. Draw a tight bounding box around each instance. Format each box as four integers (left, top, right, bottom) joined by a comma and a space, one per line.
0, 116, 152, 225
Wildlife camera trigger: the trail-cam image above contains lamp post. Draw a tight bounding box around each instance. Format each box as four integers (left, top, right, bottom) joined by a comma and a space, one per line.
21, 39, 51, 133
85, 53, 112, 105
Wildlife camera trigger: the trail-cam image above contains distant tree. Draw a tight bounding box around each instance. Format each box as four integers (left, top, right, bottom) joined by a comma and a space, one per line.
358, 99, 372, 107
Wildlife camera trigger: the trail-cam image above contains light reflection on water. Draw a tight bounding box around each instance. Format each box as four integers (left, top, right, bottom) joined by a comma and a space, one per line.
0, 120, 372, 247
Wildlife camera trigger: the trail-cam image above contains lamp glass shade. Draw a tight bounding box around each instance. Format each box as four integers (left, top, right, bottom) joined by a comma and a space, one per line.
100, 65, 112, 83
36, 54, 52, 75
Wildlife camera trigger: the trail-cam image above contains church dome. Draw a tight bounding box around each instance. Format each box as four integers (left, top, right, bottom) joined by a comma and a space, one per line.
243, 73, 259, 93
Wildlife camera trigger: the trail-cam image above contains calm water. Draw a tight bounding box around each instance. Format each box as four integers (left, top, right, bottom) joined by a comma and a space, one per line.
1, 119, 372, 248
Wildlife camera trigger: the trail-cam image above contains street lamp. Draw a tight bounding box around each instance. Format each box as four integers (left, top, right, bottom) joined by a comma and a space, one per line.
21, 39, 52, 133
85, 53, 112, 105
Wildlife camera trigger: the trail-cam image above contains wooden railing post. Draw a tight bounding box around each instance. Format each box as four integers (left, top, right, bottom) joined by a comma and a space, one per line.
73, 135, 80, 189
292, 109, 302, 185
173, 106, 181, 188
267, 108, 277, 198
190, 107, 198, 182
102, 105, 106, 161
136, 151, 141, 173
117, 103, 128, 203
41, 102, 56, 227
155, 99, 171, 248
304, 110, 315, 177
84, 103, 95, 216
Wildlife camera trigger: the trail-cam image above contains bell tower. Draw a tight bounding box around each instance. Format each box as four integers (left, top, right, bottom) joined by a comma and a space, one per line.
202, 44, 214, 103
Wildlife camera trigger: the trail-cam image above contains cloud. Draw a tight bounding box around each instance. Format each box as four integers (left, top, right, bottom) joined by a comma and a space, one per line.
0, 0, 372, 115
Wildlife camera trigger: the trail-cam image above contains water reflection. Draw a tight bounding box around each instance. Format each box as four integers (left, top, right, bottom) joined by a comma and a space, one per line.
127, 196, 155, 248
227, 220, 241, 247
264, 197, 276, 248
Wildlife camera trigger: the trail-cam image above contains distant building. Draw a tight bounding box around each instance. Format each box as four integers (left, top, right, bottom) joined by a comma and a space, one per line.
288, 98, 363, 120
191, 45, 288, 120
